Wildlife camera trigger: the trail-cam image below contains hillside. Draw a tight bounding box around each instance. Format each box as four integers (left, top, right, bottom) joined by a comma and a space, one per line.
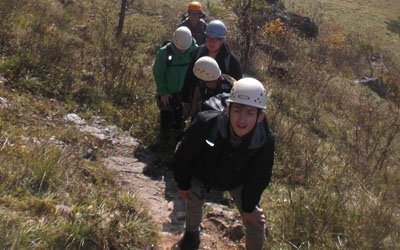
1, 0, 400, 249
283, 0, 400, 63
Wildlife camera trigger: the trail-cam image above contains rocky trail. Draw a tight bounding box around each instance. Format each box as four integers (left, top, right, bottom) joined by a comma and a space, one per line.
65, 114, 245, 250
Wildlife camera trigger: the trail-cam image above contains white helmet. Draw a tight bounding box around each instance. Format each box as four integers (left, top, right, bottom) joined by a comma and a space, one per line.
227, 77, 266, 109
193, 56, 221, 81
172, 26, 193, 51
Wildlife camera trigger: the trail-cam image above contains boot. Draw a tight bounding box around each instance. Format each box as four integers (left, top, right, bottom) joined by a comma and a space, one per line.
177, 230, 200, 250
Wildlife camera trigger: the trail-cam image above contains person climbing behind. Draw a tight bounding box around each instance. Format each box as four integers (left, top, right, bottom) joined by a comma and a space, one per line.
181, 20, 242, 113
190, 56, 236, 116
152, 26, 198, 140
178, 1, 208, 45
173, 77, 275, 250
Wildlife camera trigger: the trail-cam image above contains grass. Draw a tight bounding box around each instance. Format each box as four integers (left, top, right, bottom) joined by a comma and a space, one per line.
283, 0, 400, 63
0, 91, 157, 249
0, 144, 158, 249
0, 0, 399, 249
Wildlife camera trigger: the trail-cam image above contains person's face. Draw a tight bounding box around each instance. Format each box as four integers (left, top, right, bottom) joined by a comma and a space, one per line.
205, 36, 224, 53
229, 103, 263, 138
188, 11, 201, 23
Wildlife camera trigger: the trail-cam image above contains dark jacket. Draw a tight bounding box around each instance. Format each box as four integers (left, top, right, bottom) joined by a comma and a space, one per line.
181, 44, 242, 103
173, 110, 275, 213
178, 18, 207, 46
192, 74, 235, 114
199, 74, 234, 101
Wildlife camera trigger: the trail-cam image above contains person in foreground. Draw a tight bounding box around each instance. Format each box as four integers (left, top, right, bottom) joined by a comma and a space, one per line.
173, 77, 275, 250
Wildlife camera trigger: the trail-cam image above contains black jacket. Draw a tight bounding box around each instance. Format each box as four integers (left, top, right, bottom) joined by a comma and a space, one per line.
173, 110, 275, 213
181, 44, 243, 103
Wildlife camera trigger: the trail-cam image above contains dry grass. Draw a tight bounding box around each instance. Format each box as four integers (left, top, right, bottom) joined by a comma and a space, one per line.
1, 0, 399, 249
0, 91, 158, 249
283, 0, 400, 63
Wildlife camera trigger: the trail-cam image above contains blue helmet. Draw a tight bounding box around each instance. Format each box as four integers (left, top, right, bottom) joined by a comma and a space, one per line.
205, 20, 227, 39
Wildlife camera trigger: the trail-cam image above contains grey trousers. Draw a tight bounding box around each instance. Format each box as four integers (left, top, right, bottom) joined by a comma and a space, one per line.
185, 179, 265, 250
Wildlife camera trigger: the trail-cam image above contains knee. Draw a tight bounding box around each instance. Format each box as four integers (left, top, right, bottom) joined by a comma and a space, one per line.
243, 221, 265, 237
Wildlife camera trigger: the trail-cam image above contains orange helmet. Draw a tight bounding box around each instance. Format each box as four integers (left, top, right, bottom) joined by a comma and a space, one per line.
188, 1, 202, 12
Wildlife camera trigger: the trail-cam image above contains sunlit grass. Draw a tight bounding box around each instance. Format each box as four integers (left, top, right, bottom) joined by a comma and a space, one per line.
0, 0, 399, 249
283, 0, 400, 63
0, 141, 157, 249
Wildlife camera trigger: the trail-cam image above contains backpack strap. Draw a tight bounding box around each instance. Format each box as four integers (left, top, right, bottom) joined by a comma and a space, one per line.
192, 45, 205, 63
200, 13, 207, 22
180, 12, 189, 22
221, 74, 236, 86
224, 54, 231, 73
165, 43, 193, 68
192, 45, 230, 72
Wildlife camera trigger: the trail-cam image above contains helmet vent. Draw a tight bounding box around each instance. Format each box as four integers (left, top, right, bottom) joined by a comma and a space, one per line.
238, 94, 250, 100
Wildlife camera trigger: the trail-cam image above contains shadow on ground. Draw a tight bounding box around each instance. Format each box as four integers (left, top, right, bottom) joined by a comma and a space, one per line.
386, 18, 400, 35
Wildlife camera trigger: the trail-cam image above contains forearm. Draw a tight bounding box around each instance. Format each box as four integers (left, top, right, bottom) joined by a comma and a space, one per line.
172, 119, 205, 189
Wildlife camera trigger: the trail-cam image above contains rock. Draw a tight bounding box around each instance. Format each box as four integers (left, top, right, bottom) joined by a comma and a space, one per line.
257, 44, 288, 63
55, 204, 73, 219
82, 148, 96, 160
59, 0, 74, 5
64, 113, 86, 125
266, 0, 285, 11
205, 203, 237, 222
49, 135, 66, 147
268, 66, 288, 79
0, 97, 9, 109
288, 12, 319, 38
227, 223, 245, 241
355, 76, 388, 97
208, 217, 229, 230
81, 125, 110, 146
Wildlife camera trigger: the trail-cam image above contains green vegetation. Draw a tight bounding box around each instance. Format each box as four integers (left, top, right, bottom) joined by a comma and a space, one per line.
283, 0, 400, 63
0, 92, 157, 249
0, 0, 399, 249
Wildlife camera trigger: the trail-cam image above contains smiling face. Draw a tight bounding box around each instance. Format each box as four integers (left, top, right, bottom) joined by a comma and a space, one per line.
228, 103, 263, 138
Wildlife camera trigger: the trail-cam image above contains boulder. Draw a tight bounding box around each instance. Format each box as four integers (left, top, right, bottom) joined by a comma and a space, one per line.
268, 66, 288, 79
355, 76, 388, 97
288, 12, 319, 39
226, 223, 245, 241
257, 44, 288, 63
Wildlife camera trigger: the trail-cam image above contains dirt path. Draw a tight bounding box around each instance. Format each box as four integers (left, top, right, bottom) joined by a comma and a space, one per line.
65, 114, 244, 250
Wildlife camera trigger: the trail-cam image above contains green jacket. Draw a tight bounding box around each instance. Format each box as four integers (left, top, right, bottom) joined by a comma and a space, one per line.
152, 41, 198, 96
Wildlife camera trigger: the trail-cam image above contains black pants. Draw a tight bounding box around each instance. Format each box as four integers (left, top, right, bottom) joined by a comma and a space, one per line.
157, 93, 183, 133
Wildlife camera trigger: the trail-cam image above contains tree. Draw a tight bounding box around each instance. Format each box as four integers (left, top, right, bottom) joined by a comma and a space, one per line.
115, 0, 134, 38
223, 0, 279, 67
